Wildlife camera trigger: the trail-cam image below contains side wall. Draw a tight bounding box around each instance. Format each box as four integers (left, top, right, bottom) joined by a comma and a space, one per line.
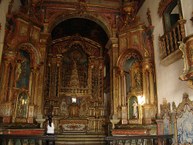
137, 0, 193, 110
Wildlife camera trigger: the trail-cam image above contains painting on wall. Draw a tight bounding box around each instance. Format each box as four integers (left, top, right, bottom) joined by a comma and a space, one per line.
177, 105, 193, 144
16, 50, 31, 89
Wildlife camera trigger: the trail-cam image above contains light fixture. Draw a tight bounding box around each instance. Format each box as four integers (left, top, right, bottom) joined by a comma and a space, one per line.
138, 95, 145, 105
72, 97, 77, 103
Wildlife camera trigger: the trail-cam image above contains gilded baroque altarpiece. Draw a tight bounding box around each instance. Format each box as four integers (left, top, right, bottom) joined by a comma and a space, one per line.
0, 0, 157, 134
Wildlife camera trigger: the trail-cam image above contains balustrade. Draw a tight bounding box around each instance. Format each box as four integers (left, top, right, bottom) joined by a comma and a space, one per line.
159, 19, 186, 61
0, 134, 56, 145
106, 134, 173, 145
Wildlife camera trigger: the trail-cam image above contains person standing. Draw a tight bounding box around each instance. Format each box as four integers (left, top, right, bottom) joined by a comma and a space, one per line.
46, 115, 55, 145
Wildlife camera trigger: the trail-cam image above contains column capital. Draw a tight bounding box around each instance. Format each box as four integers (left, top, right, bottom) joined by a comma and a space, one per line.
39, 32, 51, 44
105, 37, 118, 49
3, 50, 17, 62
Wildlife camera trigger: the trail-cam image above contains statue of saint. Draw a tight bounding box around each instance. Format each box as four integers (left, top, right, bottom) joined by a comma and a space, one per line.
132, 101, 138, 118
15, 61, 22, 82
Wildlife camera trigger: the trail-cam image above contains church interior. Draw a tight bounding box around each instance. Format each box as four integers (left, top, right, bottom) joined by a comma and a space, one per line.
0, 0, 192, 144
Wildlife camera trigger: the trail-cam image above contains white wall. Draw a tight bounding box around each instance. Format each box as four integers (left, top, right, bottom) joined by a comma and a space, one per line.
180, 0, 193, 36
137, 0, 193, 112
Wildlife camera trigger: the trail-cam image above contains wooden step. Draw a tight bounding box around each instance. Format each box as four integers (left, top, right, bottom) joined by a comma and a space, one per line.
55, 133, 107, 145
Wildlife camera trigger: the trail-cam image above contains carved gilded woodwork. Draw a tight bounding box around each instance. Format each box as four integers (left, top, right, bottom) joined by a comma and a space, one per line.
122, 1, 138, 24
0, 14, 43, 123
43, 35, 106, 133
0, 0, 158, 136
116, 21, 157, 125
178, 34, 193, 88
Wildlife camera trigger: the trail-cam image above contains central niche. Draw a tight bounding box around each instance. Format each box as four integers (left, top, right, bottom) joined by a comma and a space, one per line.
44, 18, 109, 133
44, 34, 105, 118
44, 35, 106, 133
61, 44, 89, 97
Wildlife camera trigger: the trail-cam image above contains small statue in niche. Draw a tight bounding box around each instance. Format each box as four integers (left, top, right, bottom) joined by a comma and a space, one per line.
15, 60, 22, 82
134, 71, 142, 90
132, 101, 138, 118
129, 96, 139, 119
16, 93, 28, 118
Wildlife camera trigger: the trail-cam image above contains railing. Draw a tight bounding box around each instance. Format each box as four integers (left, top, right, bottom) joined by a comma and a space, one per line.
0, 134, 56, 145
106, 134, 173, 145
159, 19, 186, 62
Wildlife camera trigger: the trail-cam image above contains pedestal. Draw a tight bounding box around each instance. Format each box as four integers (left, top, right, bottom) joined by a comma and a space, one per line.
143, 104, 157, 124
121, 106, 128, 124
36, 115, 46, 128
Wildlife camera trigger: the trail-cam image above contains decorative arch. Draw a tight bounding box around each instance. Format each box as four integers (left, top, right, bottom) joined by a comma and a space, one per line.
158, 0, 177, 17
47, 13, 112, 38
16, 43, 41, 69
117, 48, 143, 68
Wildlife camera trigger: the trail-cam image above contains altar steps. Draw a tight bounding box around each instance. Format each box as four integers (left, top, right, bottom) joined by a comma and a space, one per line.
55, 134, 107, 145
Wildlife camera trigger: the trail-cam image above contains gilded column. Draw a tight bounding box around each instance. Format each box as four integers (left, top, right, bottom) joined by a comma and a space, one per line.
0, 50, 16, 102
142, 57, 157, 124
142, 58, 150, 104
35, 32, 50, 119
0, 60, 9, 102
118, 75, 121, 106
106, 37, 119, 118
30, 68, 38, 105
120, 70, 128, 124
56, 54, 62, 97
117, 72, 122, 119
121, 71, 125, 106
7, 62, 15, 101
149, 69, 155, 104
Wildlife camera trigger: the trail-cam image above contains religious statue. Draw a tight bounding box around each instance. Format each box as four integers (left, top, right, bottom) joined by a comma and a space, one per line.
132, 101, 138, 118
16, 93, 28, 118
179, 41, 189, 73
15, 61, 22, 81
134, 71, 142, 90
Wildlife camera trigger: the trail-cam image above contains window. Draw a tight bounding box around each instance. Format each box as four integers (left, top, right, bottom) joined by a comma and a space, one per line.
163, 0, 180, 32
